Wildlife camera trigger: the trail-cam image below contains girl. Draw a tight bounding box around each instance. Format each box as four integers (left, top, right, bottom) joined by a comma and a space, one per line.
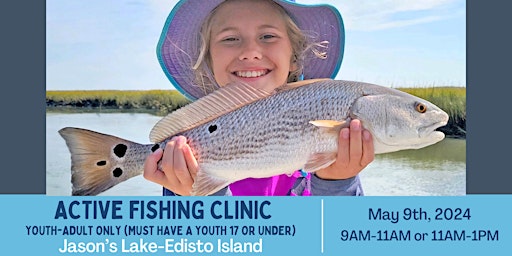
144, 0, 374, 196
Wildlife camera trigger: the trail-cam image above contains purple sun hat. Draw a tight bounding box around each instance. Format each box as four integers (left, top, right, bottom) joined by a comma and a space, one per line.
157, 0, 344, 100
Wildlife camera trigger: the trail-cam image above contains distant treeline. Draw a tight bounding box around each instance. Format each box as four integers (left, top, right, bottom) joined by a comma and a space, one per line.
46, 90, 191, 113
46, 87, 466, 138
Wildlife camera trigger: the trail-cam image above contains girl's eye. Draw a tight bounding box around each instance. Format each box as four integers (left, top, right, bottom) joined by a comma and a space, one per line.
222, 37, 238, 42
261, 34, 276, 40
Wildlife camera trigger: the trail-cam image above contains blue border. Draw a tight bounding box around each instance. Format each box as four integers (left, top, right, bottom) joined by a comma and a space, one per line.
3, 195, 511, 255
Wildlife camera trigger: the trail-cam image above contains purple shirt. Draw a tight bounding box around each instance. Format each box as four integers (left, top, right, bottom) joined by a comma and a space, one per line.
229, 172, 304, 196
162, 171, 363, 196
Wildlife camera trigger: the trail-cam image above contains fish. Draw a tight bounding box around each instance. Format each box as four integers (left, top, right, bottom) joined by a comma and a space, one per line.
58, 79, 449, 196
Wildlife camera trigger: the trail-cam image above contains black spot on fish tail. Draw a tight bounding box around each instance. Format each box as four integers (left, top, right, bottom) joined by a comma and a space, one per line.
151, 144, 160, 152
113, 144, 128, 158
208, 124, 218, 133
97, 160, 107, 166
113, 167, 123, 178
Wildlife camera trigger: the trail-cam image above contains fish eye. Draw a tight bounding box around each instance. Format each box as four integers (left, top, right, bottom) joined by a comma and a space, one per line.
415, 102, 427, 113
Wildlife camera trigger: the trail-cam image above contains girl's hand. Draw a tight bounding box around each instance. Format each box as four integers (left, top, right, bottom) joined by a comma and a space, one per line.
143, 136, 198, 195
315, 119, 375, 180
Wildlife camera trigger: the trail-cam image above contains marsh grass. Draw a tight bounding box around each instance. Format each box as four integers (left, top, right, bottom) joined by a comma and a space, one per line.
46, 90, 191, 114
398, 87, 466, 119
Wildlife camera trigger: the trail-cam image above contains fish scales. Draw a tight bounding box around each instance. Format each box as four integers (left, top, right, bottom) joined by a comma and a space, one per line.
59, 79, 449, 196
179, 81, 357, 180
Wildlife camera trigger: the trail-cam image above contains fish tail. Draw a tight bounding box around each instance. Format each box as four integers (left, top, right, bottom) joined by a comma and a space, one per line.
58, 127, 156, 196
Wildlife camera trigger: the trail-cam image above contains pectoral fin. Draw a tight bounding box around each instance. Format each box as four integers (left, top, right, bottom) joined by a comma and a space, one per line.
191, 171, 232, 196
303, 152, 337, 173
309, 119, 350, 134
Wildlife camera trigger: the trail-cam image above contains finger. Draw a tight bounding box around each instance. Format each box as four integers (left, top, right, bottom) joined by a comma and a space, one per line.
337, 127, 350, 165
173, 136, 194, 187
160, 139, 179, 187
361, 130, 375, 166
349, 119, 363, 164
182, 143, 199, 180
143, 148, 165, 184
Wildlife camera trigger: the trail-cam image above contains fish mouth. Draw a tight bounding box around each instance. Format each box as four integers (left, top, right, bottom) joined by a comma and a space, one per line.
374, 119, 448, 150
419, 120, 448, 140
233, 69, 270, 78
419, 109, 449, 138
374, 121, 447, 152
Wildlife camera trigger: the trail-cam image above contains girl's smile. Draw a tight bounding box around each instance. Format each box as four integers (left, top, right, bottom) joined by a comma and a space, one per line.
233, 69, 270, 79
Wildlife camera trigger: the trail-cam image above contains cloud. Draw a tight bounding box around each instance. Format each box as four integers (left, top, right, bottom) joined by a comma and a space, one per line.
321, 0, 464, 31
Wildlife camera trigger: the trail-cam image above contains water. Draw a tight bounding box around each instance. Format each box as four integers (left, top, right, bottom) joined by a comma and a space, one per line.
46, 112, 466, 196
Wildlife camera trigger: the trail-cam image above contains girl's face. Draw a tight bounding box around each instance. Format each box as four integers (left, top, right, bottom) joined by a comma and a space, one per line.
209, 0, 296, 92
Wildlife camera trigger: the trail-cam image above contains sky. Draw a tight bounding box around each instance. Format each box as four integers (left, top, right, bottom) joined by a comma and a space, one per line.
46, 0, 465, 91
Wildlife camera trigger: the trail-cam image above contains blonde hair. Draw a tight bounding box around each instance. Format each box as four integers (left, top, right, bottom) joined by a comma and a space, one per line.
192, 0, 328, 94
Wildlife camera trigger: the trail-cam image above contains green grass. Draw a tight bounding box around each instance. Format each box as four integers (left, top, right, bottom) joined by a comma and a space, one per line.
397, 87, 466, 121
46, 90, 191, 114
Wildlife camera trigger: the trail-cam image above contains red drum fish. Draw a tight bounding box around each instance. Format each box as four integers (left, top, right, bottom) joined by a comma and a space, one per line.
59, 79, 449, 196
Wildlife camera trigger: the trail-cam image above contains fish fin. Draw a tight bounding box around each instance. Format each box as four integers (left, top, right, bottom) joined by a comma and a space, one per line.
276, 78, 331, 92
309, 119, 350, 134
303, 120, 349, 171
150, 82, 272, 143
58, 127, 146, 196
303, 153, 337, 173
191, 171, 231, 196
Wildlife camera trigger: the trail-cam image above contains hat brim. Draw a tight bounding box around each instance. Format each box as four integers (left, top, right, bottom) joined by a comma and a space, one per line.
157, 0, 344, 100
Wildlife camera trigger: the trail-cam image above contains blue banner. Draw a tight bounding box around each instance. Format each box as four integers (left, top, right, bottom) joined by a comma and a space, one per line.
1, 195, 509, 255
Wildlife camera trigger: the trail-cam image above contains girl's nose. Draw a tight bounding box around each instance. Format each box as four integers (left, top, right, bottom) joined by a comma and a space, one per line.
239, 41, 263, 61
